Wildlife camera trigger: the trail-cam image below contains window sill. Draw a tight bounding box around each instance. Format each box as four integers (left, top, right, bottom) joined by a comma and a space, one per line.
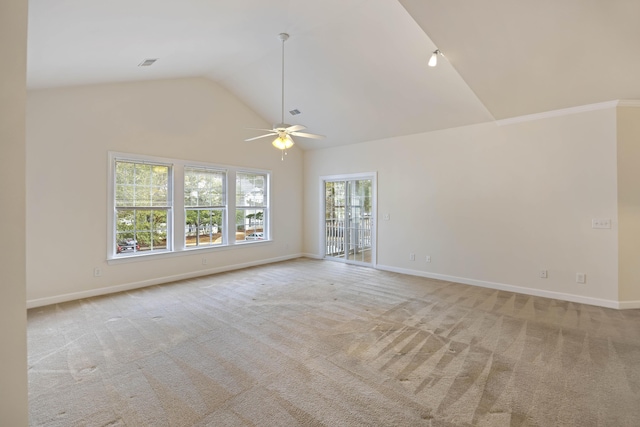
107, 239, 273, 265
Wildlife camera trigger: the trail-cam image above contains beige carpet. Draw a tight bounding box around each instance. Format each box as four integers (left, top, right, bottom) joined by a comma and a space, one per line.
28, 258, 640, 426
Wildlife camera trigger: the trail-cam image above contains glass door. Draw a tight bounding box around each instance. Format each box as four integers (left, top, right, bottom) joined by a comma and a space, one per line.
324, 176, 374, 266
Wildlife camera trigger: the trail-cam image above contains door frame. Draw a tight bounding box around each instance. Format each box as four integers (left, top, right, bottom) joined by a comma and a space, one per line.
319, 172, 377, 267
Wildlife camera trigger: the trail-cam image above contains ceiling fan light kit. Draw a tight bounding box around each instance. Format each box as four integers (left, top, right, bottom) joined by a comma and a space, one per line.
272, 135, 294, 150
244, 32, 325, 160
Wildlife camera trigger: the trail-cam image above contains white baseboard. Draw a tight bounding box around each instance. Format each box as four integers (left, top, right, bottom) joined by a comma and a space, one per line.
618, 300, 640, 310
375, 264, 624, 310
27, 254, 303, 309
301, 252, 323, 260
28, 256, 637, 311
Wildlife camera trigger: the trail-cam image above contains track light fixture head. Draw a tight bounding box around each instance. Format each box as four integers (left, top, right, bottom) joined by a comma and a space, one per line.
429, 49, 443, 67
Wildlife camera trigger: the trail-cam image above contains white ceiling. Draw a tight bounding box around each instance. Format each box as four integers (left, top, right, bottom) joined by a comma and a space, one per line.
27, 0, 640, 150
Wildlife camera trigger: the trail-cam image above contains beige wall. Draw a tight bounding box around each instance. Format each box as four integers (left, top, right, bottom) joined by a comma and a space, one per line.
0, 0, 28, 423
304, 106, 620, 307
23, 76, 639, 313
617, 106, 640, 304
26, 78, 304, 305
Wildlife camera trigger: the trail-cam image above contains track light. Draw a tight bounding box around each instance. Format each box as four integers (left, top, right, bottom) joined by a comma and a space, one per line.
429, 49, 442, 67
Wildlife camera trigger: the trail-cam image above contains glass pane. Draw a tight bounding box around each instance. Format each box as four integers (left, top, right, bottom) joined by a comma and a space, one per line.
135, 211, 152, 231
153, 208, 168, 249
134, 164, 152, 186
236, 173, 265, 207
115, 162, 134, 185
116, 209, 135, 237
186, 209, 223, 247
325, 179, 372, 264
185, 168, 225, 207
236, 208, 265, 241
136, 232, 152, 251
325, 181, 346, 259
152, 165, 168, 187
135, 185, 152, 206
326, 181, 346, 223
151, 209, 167, 250
210, 175, 223, 205
115, 184, 134, 207
115, 162, 135, 206
151, 185, 168, 206
116, 161, 169, 208
116, 209, 137, 254
115, 207, 170, 255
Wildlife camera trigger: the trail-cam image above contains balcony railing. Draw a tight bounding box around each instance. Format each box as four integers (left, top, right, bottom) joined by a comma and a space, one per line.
326, 218, 372, 257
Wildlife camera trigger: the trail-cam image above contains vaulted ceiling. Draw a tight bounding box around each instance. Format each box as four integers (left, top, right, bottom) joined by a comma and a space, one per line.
27, 0, 640, 149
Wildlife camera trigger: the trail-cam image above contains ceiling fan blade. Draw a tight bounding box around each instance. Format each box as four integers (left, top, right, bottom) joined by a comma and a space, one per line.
285, 124, 306, 132
245, 133, 276, 142
289, 131, 325, 139
246, 127, 277, 133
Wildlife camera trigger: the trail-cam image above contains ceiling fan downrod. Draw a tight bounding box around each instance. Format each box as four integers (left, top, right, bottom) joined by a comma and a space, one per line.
279, 33, 289, 127
243, 32, 324, 156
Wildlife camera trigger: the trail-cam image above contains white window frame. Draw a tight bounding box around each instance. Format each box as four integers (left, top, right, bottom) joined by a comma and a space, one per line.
235, 170, 270, 243
184, 166, 227, 248
108, 152, 271, 262
108, 153, 174, 259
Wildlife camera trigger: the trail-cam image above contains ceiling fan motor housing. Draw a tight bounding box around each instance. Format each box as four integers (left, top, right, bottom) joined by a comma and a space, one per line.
274, 123, 292, 131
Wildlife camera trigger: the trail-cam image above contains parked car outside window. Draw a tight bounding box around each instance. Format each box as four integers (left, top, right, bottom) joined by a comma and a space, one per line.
117, 239, 140, 253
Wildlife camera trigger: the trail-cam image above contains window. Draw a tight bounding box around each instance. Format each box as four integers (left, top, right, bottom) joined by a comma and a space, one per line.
109, 152, 270, 260
184, 167, 225, 247
114, 160, 172, 256
236, 172, 268, 241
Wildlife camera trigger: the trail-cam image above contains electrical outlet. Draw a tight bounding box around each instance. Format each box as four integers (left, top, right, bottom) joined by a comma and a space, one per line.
93, 267, 102, 277
425, 255, 431, 263
409, 253, 415, 261
540, 270, 548, 279
383, 214, 390, 221
576, 273, 586, 284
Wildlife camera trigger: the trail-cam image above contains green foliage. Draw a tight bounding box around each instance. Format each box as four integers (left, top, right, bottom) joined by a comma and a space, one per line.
241, 210, 264, 232
115, 161, 168, 207
116, 209, 167, 250
184, 168, 224, 207
325, 180, 372, 219
186, 209, 222, 226
245, 211, 263, 221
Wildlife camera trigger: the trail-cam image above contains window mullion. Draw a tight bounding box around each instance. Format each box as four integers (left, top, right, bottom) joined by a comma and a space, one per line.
173, 163, 185, 251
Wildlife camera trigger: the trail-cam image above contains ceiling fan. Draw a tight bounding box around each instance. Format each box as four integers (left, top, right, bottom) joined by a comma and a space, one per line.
245, 33, 324, 158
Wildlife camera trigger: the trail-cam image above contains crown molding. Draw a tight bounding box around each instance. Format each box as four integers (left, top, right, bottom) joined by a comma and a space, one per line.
496, 100, 640, 126
617, 99, 640, 108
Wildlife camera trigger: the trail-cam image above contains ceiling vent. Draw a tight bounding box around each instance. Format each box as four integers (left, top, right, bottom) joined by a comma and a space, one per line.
138, 58, 158, 67
289, 109, 301, 116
